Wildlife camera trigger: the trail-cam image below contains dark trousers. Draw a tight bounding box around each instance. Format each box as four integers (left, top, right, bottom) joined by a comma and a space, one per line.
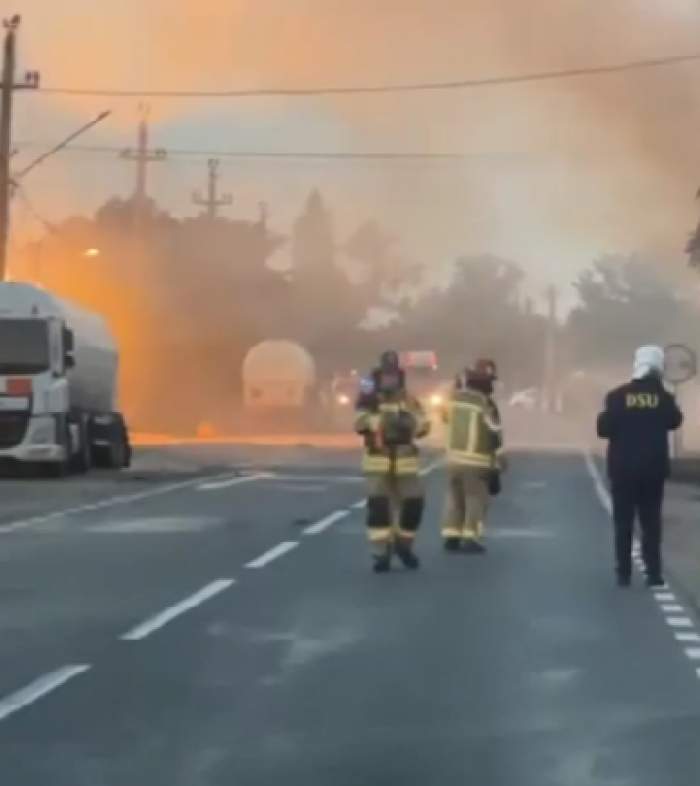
611, 475, 665, 580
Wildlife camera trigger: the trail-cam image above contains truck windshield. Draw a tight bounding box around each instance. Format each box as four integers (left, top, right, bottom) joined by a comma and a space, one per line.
0, 319, 50, 374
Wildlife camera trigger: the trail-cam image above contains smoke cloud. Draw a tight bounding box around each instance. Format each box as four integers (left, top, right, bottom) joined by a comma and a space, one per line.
13, 0, 700, 289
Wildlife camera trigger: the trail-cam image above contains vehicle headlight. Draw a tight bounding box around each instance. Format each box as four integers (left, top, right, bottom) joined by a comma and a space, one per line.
430, 393, 444, 408
337, 394, 350, 406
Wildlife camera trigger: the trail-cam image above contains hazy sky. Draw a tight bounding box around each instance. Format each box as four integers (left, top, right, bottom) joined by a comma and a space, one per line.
8, 0, 700, 301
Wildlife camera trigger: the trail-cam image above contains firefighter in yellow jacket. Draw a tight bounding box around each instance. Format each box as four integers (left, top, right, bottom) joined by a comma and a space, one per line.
442, 359, 502, 553
355, 351, 431, 573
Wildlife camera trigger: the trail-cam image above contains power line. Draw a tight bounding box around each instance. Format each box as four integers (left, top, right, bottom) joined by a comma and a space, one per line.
15, 144, 528, 161
34, 52, 700, 99
14, 110, 110, 180
13, 184, 56, 233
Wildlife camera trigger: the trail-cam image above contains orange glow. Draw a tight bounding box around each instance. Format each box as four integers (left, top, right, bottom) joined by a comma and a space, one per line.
130, 432, 359, 448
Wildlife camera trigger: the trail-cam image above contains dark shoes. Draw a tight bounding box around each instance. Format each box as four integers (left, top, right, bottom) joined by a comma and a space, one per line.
373, 554, 391, 573
615, 572, 665, 588
646, 575, 666, 588
463, 538, 487, 555
396, 546, 420, 570
444, 538, 461, 553
373, 545, 420, 572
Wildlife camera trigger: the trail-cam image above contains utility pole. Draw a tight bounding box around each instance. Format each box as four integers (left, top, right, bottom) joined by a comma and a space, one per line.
258, 201, 268, 230
0, 15, 39, 280
119, 105, 166, 227
192, 158, 232, 219
543, 285, 559, 413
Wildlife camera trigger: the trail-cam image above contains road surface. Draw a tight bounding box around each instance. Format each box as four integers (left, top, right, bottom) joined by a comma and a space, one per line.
0, 444, 699, 785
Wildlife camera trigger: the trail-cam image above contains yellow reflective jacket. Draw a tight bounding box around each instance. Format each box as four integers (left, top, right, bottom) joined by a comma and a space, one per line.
355, 393, 430, 476
443, 389, 501, 469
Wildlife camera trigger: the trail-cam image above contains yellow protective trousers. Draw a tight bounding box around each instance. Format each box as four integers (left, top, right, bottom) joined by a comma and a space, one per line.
441, 464, 489, 542
365, 472, 424, 557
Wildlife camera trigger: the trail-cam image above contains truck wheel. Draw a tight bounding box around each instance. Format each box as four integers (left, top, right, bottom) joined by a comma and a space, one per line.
71, 417, 92, 474
107, 437, 128, 470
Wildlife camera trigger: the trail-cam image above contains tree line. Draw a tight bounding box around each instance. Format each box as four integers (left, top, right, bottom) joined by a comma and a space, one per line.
15, 190, 699, 433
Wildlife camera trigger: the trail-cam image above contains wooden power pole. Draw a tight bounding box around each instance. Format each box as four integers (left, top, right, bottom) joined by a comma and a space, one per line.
0, 15, 39, 280
119, 105, 166, 229
193, 158, 232, 219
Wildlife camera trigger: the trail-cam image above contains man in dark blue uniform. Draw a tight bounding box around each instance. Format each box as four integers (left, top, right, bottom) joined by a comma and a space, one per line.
597, 346, 683, 587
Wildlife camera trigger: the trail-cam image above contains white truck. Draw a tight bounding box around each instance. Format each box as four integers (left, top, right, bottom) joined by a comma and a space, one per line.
0, 282, 130, 475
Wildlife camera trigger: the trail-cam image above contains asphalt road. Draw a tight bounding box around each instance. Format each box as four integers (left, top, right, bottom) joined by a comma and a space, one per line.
0, 444, 699, 785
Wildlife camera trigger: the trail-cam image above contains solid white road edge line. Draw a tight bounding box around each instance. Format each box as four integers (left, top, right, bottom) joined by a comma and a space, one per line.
351, 500, 367, 510
121, 579, 235, 641
585, 449, 700, 679
303, 510, 349, 536
0, 665, 91, 723
0, 469, 249, 534
245, 541, 298, 569
197, 473, 269, 491
583, 452, 612, 515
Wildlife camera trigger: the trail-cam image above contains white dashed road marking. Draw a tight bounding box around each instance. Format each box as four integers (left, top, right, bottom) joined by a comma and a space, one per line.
684, 648, 700, 660
121, 579, 235, 641
0, 665, 91, 723
246, 541, 299, 569
675, 632, 700, 642
655, 592, 676, 602
666, 617, 694, 629
303, 510, 349, 536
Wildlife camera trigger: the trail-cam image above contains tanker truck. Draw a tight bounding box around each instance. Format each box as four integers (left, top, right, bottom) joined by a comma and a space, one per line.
0, 282, 130, 475
242, 341, 319, 430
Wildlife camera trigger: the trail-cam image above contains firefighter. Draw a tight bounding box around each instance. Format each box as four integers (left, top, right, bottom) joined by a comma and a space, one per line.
597, 345, 683, 587
442, 359, 502, 553
355, 350, 431, 573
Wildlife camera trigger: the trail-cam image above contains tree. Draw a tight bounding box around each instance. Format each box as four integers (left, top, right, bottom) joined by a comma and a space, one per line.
344, 218, 422, 300
377, 255, 546, 390
292, 189, 335, 275
567, 254, 690, 371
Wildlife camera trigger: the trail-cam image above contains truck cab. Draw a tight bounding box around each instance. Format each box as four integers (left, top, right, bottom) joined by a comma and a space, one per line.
400, 351, 449, 413
0, 283, 130, 475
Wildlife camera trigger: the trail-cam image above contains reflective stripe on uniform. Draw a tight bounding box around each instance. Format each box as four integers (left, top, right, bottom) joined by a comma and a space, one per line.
441, 526, 463, 538
395, 456, 420, 475
368, 527, 392, 543
362, 455, 391, 473
447, 450, 493, 469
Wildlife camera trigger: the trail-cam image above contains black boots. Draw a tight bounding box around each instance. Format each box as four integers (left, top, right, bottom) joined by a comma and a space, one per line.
395, 543, 420, 570
373, 553, 391, 573
372, 542, 420, 572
